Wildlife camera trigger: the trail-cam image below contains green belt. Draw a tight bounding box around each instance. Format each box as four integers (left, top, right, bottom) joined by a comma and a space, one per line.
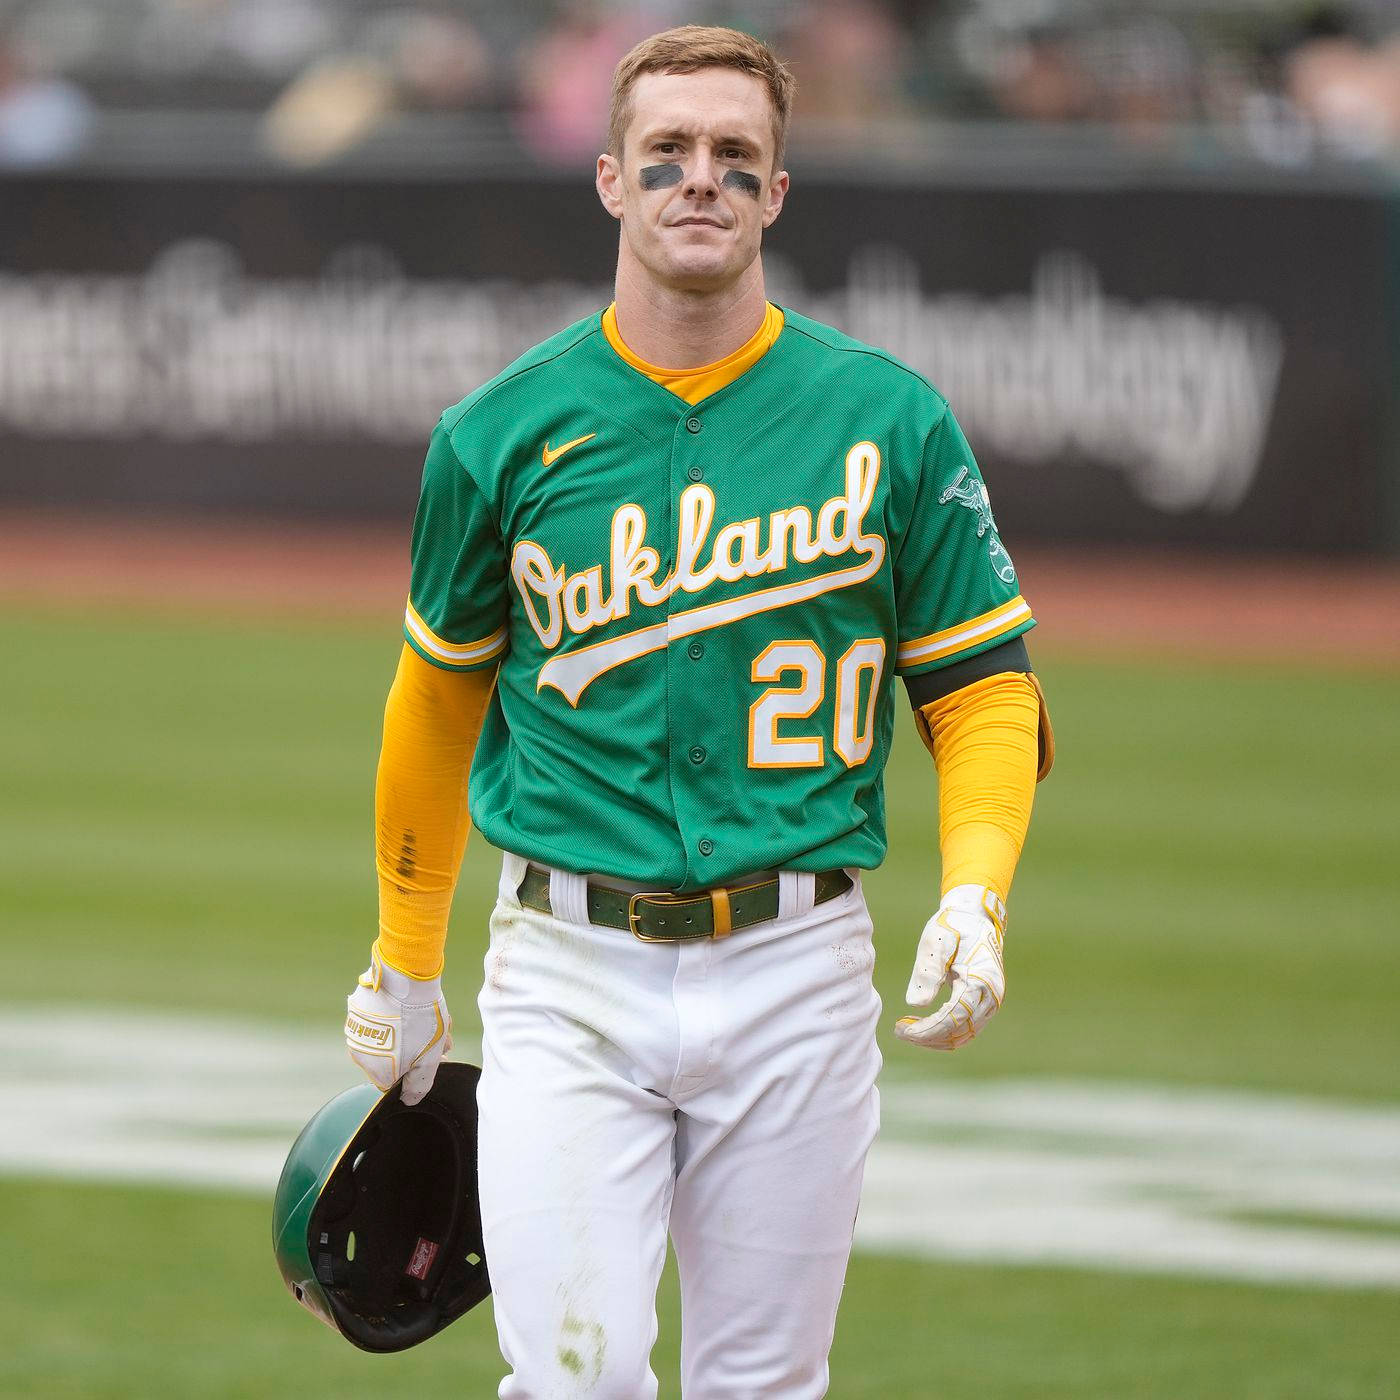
516, 865, 853, 942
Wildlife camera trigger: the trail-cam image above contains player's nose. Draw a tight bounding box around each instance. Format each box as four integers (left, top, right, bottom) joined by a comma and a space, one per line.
683, 150, 721, 200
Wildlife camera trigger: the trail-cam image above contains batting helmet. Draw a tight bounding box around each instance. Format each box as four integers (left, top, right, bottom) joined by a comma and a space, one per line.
272, 1061, 490, 1352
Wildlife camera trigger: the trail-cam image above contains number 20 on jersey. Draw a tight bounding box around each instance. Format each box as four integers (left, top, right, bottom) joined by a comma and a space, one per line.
748, 638, 885, 770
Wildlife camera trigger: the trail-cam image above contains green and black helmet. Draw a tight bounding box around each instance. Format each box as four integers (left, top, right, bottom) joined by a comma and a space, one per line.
272, 1062, 490, 1352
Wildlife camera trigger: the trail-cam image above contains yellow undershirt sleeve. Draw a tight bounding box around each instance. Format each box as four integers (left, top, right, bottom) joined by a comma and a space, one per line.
374, 643, 497, 979
914, 671, 1041, 901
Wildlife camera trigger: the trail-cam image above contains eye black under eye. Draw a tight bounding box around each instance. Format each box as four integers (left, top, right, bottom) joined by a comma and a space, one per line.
641, 164, 684, 190
721, 169, 762, 198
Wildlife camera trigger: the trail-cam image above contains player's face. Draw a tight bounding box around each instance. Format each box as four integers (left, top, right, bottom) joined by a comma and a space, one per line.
596, 68, 788, 294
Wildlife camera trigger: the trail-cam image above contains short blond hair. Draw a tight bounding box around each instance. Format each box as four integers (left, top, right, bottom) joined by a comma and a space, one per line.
608, 25, 796, 170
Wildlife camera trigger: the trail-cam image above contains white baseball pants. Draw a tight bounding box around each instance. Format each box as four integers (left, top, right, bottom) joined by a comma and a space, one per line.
476, 852, 882, 1399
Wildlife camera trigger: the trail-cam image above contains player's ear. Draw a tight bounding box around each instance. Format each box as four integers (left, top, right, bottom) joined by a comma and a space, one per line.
760, 169, 789, 230
596, 153, 624, 221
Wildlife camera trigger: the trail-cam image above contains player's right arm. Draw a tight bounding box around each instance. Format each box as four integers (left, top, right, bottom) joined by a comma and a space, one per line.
346, 413, 509, 1103
344, 646, 496, 1104
374, 643, 497, 979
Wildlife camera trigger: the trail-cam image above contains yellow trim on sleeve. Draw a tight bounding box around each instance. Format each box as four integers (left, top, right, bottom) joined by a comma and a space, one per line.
404, 598, 508, 669
915, 670, 1040, 901
897, 596, 1033, 672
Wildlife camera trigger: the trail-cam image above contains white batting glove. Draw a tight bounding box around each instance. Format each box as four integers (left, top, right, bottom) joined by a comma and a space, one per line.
344, 945, 451, 1105
895, 885, 1007, 1052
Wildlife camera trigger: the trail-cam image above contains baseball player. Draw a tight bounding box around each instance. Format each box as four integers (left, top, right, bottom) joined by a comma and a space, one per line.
344, 24, 1052, 1398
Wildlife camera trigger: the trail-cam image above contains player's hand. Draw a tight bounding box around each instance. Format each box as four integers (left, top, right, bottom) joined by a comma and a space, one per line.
345, 944, 451, 1105
895, 885, 1006, 1052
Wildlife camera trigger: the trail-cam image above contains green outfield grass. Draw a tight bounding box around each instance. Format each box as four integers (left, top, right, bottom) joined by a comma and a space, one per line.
2, 1178, 1397, 1400
3, 606, 1397, 1098
2, 603, 1399, 1398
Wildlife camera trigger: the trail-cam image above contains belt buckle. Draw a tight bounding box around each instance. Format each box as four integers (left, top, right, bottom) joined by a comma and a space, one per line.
627, 890, 692, 942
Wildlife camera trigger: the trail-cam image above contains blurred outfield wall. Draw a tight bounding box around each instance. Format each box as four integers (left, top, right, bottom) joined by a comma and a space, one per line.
1, 163, 1396, 554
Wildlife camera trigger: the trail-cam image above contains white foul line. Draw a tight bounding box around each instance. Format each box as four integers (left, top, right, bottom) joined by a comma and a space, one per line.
4, 1006, 1400, 1289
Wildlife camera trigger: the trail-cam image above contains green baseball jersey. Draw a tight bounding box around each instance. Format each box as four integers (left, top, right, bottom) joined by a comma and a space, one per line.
404, 307, 1033, 891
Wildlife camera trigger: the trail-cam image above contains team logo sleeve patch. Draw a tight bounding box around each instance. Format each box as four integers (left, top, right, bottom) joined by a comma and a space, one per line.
893, 405, 1034, 676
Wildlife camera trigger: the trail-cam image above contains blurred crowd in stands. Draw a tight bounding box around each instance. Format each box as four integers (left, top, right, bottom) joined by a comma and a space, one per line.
3, 0, 1400, 168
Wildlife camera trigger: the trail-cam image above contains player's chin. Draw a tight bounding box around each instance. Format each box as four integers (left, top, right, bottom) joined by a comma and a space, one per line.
658, 245, 748, 290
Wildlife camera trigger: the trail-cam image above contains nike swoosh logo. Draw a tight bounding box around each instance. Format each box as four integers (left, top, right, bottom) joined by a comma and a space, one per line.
542, 433, 596, 467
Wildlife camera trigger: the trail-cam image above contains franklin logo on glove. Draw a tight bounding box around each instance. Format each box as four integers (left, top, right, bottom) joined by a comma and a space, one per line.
344, 1012, 393, 1049
344, 948, 450, 1106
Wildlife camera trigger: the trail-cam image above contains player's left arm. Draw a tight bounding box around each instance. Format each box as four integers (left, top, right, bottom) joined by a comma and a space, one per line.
890, 399, 1053, 1051
893, 637, 1053, 1051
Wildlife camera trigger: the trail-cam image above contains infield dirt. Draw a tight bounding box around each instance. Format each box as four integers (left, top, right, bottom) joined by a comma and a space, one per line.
2, 507, 1398, 666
